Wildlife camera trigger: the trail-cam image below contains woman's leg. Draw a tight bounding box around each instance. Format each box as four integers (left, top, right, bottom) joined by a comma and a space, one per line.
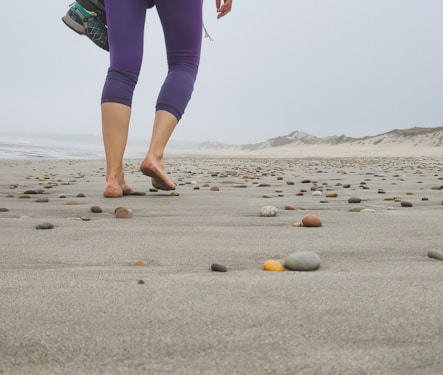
101, 0, 147, 197
140, 0, 203, 190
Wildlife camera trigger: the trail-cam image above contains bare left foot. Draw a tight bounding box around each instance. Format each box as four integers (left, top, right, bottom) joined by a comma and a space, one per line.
140, 156, 176, 191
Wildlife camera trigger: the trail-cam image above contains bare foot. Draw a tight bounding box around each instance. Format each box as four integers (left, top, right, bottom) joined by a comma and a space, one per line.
104, 178, 136, 198
140, 156, 176, 191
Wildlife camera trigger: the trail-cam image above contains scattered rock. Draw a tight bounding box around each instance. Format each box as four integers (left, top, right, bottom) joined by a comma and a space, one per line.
115, 207, 133, 218
171, 191, 180, 196
285, 205, 296, 210
401, 201, 413, 207
360, 208, 376, 213
210, 186, 220, 191
35, 198, 49, 203
427, 250, 443, 261
260, 206, 278, 217
131, 260, 147, 266
66, 201, 78, 205
325, 192, 338, 198
211, 263, 227, 272
0, 208, 9, 212
36, 222, 54, 230
76, 193, 85, 198
301, 214, 322, 227
90, 206, 103, 213
81, 216, 91, 221
263, 259, 285, 272
133, 191, 146, 196
138, 279, 145, 284
285, 251, 320, 271
348, 197, 362, 204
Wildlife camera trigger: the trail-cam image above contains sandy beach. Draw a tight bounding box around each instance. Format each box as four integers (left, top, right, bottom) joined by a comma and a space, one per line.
1, 153, 442, 374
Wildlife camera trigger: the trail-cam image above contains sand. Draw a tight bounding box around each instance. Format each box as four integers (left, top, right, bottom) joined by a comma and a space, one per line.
1, 153, 442, 374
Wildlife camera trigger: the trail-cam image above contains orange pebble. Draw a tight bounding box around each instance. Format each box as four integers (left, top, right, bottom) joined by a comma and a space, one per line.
263, 259, 285, 272
131, 260, 147, 266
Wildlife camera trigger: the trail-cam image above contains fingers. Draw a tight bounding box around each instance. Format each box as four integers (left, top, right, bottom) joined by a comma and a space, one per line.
216, 0, 232, 19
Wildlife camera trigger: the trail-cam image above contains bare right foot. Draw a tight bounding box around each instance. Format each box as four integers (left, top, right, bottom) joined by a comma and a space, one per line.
140, 156, 176, 191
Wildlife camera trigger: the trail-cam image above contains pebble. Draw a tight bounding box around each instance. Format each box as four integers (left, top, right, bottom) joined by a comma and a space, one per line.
263, 259, 285, 272
133, 191, 146, 196
401, 201, 413, 207
138, 280, 145, 285
171, 191, 180, 196
35, 198, 49, 203
262, 194, 273, 198
210, 186, 220, 191
58, 194, 66, 198
211, 263, 227, 272
23, 190, 37, 194
260, 206, 278, 217
115, 207, 133, 218
284, 251, 321, 271
292, 222, 302, 227
348, 197, 362, 204
66, 201, 78, 205
81, 216, 91, 221
76, 193, 85, 198
312, 191, 322, 196
0, 208, 9, 212
19, 195, 30, 199
131, 260, 147, 266
149, 188, 158, 192
360, 208, 376, 213
90, 206, 103, 213
325, 192, 338, 198
285, 205, 296, 210
301, 214, 322, 227
427, 250, 443, 261
36, 222, 54, 230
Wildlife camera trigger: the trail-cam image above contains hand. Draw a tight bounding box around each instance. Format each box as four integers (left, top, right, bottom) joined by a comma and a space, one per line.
216, 0, 232, 19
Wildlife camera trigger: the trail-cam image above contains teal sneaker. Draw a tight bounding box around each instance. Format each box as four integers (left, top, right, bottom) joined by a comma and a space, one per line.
62, 2, 109, 51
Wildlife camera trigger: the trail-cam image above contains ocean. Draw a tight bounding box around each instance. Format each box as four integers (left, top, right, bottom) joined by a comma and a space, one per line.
0, 132, 155, 160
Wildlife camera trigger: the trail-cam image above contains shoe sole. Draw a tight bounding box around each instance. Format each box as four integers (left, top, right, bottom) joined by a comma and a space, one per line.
62, 14, 86, 35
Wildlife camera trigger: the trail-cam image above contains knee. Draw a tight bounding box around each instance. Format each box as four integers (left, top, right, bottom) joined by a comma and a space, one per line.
101, 67, 139, 107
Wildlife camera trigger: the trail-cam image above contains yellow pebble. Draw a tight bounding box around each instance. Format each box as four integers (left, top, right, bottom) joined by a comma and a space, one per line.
263, 259, 285, 272
131, 260, 147, 266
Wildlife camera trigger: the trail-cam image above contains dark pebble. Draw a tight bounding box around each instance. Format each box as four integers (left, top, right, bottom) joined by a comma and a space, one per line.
138, 279, 145, 284
36, 222, 54, 230
23, 190, 37, 194
36, 198, 49, 203
133, 191, 146, 196
76, 193, 86, 198
90, 206, 103, 213
401, 201, 413, 207
343, 184, 351, 188
286, 181, 295, 185
211, 263, 227, 272
348, 197, 362, 204
0, 208, 8, 212
149, 188, 158, 192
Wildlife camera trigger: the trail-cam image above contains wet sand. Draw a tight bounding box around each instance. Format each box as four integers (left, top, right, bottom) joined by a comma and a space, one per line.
1, 155, 442, 374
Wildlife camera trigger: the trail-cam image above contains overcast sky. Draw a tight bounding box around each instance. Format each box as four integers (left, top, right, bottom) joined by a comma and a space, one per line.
1, 1, 442, 145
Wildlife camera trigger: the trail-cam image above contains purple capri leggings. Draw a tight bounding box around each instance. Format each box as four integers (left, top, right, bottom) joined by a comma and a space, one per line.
101, 0, 203, 121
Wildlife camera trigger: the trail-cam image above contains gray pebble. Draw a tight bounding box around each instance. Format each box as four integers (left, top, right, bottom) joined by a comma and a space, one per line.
90, 206, 103, 213
348, 197, 362, 204
211, 263, 227, 272
285, 251, 321, 271
427, 250, 443, 261
36, 222, 54, 230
